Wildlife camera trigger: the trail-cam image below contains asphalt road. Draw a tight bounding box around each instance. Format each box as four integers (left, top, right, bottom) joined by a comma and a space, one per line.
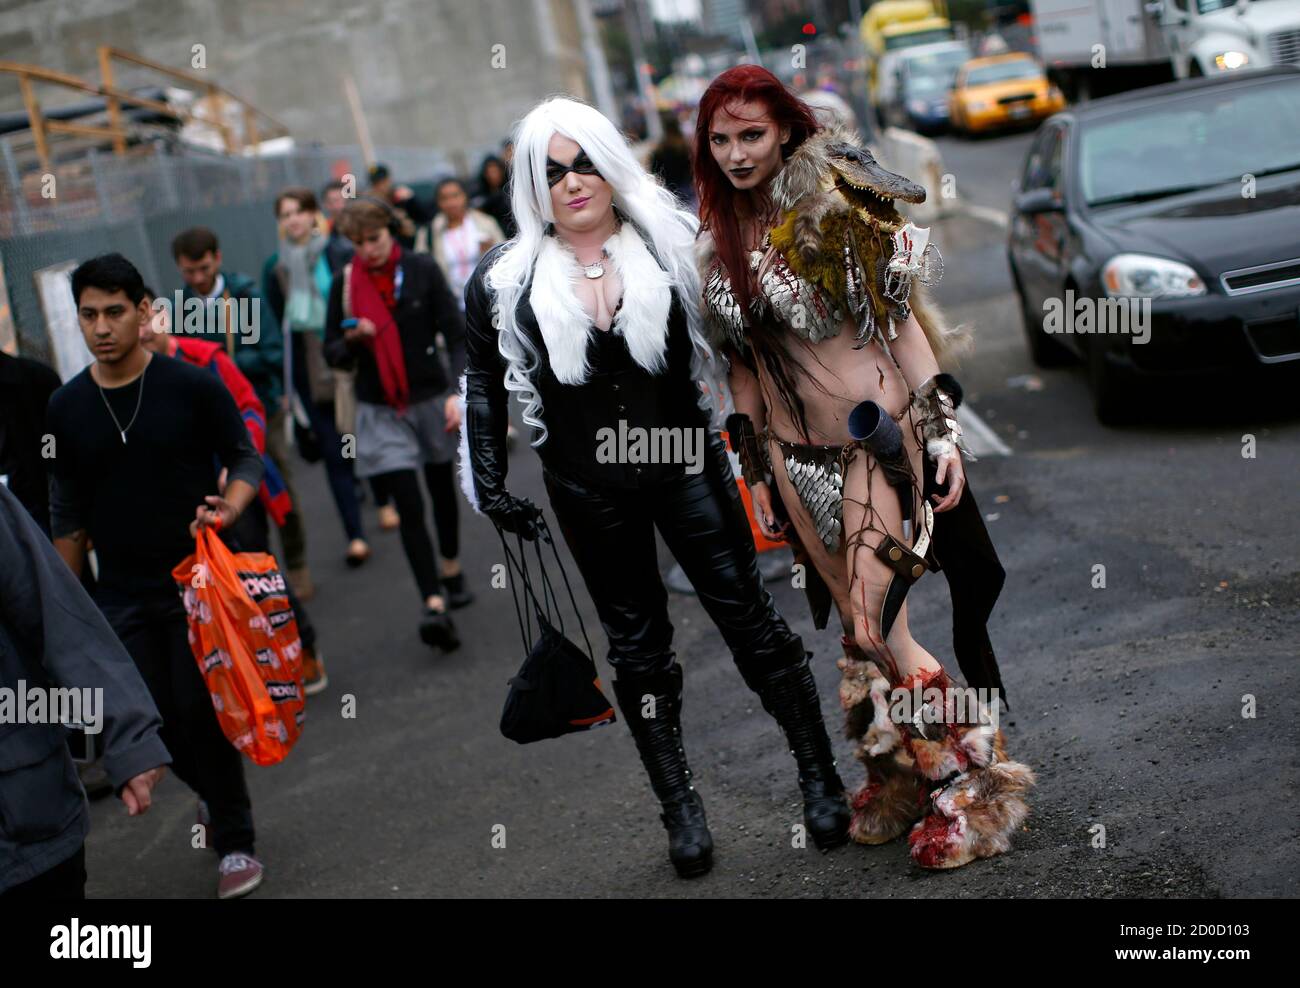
86, 128, 1299, 899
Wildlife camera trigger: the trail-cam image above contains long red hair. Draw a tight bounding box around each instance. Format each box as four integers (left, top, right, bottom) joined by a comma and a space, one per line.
693, 65, 820, 319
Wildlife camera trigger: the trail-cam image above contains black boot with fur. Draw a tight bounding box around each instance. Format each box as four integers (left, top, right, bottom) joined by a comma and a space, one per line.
611, 663, 713, 878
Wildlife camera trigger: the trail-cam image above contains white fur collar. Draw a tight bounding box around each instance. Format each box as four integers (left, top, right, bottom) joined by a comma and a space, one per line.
528, 225, 671, 386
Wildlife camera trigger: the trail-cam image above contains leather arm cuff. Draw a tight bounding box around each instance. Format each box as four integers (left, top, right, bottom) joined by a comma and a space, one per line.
912, 373, 972, 461
725, 412, 769, 487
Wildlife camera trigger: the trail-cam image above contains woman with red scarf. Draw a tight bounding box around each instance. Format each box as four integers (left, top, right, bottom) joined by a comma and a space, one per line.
324, 198, 470, 651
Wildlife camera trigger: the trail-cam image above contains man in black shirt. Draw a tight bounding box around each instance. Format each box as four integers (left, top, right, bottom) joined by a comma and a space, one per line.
47, 253, 267, 899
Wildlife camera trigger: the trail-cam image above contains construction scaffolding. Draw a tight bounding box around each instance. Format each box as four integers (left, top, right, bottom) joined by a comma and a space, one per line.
0, 46, 290, 175
0, 48, 476, 364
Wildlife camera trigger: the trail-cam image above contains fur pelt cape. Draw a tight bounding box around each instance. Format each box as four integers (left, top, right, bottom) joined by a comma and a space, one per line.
698, 125, 1006, 700
698, 123, 965, 364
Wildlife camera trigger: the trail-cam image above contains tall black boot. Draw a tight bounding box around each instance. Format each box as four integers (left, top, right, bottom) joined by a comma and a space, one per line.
742, 646, 851, 850
611, 663, 714, 878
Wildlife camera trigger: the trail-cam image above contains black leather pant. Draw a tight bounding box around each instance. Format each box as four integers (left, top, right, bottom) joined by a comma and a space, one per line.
543, 434, 801, 678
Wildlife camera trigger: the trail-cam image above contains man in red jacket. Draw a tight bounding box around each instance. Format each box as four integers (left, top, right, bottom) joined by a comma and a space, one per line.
141, 288, 327, 695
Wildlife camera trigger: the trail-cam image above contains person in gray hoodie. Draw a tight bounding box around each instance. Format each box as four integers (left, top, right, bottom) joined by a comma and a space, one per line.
0, 483, 170, 898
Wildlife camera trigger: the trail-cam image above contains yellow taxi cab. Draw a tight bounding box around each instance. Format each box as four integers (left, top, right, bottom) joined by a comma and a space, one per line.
949, 53, 1065, 134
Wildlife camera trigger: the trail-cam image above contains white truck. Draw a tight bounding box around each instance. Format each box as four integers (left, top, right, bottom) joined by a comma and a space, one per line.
1031, 0, 1300, 98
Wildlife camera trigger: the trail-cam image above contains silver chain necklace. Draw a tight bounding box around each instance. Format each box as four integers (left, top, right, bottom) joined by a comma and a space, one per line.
95, 359, 149, 445
556, 227, 617, 279
580, 248, 610, 280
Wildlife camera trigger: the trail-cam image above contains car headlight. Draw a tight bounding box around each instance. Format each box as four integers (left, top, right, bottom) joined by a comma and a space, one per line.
908, 99, 928, 115
1214, 50, 1250, 70
1102, 254, 1206, 300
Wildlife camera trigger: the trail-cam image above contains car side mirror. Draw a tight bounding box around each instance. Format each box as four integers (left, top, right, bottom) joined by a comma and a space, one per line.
1015, 188, 1063, 214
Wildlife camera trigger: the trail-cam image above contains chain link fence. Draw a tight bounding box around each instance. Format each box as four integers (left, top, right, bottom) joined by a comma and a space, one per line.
0, 139, 496, 367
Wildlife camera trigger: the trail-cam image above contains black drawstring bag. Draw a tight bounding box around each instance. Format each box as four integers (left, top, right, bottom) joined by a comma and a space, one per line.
497, 515, 615, 744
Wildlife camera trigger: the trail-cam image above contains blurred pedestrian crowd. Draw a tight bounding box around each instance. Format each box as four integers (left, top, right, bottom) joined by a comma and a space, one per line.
0, 131, 552, 900
0, 113, 718, 902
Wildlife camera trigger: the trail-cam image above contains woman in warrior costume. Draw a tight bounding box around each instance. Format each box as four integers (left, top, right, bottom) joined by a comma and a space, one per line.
460, 97, 854, 878
695, 65, 1034, 869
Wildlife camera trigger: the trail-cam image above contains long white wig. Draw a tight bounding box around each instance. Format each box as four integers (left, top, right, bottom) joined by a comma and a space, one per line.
487, 96, 727, 445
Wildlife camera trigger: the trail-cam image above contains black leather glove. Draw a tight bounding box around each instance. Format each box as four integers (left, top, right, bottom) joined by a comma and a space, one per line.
465, 396, 543, 541
488, 493, 544, 541
462, 244, 545, 542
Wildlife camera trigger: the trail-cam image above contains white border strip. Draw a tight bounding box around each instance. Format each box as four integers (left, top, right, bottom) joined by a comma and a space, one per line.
958, 406, 1012, 457
958, 204, 1010, 230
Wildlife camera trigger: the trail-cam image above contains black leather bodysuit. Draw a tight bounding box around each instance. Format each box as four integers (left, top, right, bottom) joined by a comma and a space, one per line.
463, 241, 802, 675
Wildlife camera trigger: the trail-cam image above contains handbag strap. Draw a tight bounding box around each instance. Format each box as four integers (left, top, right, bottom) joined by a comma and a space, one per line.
494, 514, 594, 662
537, 516, 594, 661
528, 525, 562, 631
497, 521, 560, 641
496, 526, 535, 657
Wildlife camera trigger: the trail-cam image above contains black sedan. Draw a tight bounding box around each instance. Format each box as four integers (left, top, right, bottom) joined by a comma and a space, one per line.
1007, 66, 1300, 423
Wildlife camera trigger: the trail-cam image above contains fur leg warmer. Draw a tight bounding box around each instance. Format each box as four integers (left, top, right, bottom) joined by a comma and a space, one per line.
900, 668, 1035, 870
837, 639, 925, 845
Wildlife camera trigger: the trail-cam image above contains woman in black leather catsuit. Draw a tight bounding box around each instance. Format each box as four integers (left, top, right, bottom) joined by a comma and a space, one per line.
460, 97, 851, 878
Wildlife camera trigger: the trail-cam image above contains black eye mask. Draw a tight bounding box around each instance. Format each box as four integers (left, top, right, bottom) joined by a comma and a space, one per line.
545, 151, 603, 188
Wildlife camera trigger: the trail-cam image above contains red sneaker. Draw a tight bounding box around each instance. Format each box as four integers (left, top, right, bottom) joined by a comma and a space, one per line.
217, 852, 263, 899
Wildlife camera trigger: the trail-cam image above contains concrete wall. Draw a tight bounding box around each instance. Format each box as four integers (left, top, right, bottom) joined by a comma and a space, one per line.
0, 0, 592, 173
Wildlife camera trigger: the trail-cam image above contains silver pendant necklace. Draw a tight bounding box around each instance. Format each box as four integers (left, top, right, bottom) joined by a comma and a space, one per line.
580, 248, 610, 279
95, 359, 149, 445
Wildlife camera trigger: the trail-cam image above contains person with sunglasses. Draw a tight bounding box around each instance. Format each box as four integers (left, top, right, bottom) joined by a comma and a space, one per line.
461, 97, 852, 879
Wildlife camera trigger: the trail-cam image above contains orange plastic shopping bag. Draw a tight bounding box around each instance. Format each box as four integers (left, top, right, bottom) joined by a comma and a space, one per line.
171, 526, 305, 766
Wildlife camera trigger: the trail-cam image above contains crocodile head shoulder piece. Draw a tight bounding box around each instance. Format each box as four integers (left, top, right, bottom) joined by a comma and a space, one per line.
770, 124, 925, 226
